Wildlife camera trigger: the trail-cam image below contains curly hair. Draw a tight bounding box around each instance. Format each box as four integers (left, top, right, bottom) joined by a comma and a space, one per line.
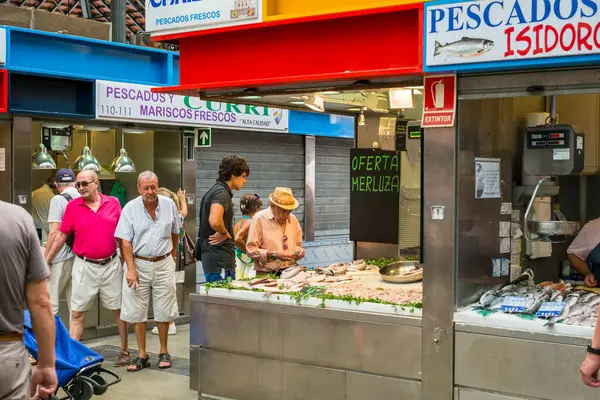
239, 194, 262, 215
219, 155, 250, 181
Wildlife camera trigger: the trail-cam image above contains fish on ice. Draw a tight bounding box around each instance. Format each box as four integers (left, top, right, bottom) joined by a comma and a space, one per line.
434, 37, 494, 59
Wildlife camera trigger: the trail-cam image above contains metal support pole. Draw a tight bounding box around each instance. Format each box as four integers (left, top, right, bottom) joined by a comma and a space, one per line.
421, 126, 457, 400
12, 116, 33, 212
304, 135, 316, 241
110, 0, 126, 43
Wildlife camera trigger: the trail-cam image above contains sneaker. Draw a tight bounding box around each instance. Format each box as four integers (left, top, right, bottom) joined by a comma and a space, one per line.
152, 323, 177, 335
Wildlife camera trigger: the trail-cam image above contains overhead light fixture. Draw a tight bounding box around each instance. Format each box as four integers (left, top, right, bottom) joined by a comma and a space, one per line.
321, 91, 340, 95
32, 143, 57, 170
358, 109, 366, 126
32, 125, 58, 170
412, 89, 423, 95
238, 96, 262, 100
289, 101, 305, 105
304, 94, 325, 113
81, 125, 111, 132
347, 107, 362, 112
110, 132, 136, 173
389, 88, 414, 109
73, 131, 100, 172
122, 128, 147, 135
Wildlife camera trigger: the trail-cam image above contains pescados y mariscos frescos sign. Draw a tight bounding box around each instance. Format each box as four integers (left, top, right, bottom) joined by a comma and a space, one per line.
95, 80, 289, 132
425, 0, 600, 67
350, 149, 401, 245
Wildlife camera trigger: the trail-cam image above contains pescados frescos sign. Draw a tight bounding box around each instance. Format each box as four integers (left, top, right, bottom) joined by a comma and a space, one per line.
425, 0, 600, 67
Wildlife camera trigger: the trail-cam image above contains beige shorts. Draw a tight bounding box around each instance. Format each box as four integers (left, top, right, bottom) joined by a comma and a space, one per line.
48, 257, 74, 315
71, 256, 123, 312
121, 256, 178, 324
0, 341, 31, 400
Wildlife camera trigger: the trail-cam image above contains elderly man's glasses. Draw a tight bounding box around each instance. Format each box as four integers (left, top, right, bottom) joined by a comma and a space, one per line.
75, 180, 95, 188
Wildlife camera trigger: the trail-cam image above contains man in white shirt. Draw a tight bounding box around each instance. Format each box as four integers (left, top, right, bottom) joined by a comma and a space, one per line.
115, 171, 180, 372
32, 178, 55, 242
45, 169, 80, 315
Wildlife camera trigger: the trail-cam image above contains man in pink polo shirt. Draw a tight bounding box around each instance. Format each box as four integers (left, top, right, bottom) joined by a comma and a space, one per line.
45, 170, 130, 367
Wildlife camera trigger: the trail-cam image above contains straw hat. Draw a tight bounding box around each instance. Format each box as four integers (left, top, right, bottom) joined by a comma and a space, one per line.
269, 187, 299, 211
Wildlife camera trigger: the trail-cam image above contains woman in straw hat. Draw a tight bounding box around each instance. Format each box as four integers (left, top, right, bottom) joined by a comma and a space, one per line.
246, 187, 305, 276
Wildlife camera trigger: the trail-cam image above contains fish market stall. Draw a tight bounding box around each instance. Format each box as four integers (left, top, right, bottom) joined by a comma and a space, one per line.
189, 260, 424, 400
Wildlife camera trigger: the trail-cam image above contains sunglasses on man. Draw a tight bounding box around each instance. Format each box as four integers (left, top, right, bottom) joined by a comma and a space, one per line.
75, 180, 96, 188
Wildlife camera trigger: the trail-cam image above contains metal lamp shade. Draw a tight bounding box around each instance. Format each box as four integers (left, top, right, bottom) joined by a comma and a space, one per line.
73, 146, 101, 172
110, 148, 136, 173
31, 143, 57, 170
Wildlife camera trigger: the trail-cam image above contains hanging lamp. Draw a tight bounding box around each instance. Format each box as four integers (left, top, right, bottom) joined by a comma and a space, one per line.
73, 129, 100, 172
110, 130, 136, 173
31, 143, 57, 170
32, 125, 59, 170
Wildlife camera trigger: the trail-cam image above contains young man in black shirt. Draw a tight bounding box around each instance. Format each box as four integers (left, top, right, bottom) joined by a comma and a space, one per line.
197, 155, 249, 283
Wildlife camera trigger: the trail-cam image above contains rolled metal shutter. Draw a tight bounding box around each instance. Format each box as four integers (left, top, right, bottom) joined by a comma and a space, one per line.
196, 129, 305, 229
315, 137, 353, 238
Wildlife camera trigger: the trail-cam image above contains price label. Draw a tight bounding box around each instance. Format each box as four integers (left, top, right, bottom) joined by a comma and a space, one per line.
536, 302, 566, 318
500, 296, 530, 313
300, 286, 328, 297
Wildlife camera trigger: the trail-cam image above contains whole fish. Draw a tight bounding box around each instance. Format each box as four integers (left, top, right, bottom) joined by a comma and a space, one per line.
586, 295, 600, 308
580, 292, 597, 303
545, 295, 579, 327
489, 297, 505, 310
553, 294, 564, 303
526, 294, 549, 315
281, 266, 303, 280
478, 290, 498, 308
434, 37, 494, 58
580, 318, 597, 327
500, 284, 517, 294
565, 314, 587, 325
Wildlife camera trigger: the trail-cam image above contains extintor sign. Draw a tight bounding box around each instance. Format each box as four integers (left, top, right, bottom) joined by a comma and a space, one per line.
422, 74, 457, 128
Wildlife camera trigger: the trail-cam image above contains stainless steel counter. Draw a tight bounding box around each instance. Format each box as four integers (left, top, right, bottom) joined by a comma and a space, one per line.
189, 293, 423, 400
454, 312, 596, 400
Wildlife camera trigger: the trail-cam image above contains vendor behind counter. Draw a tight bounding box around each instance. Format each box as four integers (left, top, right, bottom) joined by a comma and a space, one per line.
567, 217, 600, 287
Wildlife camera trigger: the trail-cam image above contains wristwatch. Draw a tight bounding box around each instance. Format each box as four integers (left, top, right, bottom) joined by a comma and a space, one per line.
587, 343, 600, 356
270, 252, 277, 260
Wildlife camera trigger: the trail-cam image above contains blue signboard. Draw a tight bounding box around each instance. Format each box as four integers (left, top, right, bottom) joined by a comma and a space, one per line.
423, 0, 600, 73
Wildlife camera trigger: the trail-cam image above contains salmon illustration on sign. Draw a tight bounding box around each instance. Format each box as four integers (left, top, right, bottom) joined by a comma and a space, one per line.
434, 37, 494, 59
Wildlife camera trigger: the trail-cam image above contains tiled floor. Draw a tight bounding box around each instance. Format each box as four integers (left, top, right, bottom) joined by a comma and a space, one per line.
70, 324, 197, 400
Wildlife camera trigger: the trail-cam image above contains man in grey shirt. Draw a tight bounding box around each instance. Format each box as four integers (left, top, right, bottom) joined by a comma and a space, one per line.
0, 200, 57, 399
115, 171, 180, 372
45, 168, 80, 315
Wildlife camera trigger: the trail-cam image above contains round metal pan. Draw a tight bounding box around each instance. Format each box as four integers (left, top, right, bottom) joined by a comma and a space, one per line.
379, 261, 423, 283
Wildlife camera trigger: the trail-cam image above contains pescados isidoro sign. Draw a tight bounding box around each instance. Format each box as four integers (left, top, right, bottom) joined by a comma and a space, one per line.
425, 0, 600, 67
95, 81, 288, 132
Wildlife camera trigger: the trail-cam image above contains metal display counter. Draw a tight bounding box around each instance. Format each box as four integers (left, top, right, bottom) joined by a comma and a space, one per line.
453, 310, 596, 400
189, 291, 422, 400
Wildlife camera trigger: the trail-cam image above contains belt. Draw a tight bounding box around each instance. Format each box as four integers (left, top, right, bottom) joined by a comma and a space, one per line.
134, 253, 171, 262
77, 252, 118, 266
0, 332, 23, 342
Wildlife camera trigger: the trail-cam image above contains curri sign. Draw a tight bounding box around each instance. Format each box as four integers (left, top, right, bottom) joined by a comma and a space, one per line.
95, 81, 289, 132
425, 0, 600, 67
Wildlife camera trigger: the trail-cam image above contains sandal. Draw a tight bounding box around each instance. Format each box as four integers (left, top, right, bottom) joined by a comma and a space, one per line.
158, 353, 172, 369
127, 356, 150, 372
115, 351, 131, 367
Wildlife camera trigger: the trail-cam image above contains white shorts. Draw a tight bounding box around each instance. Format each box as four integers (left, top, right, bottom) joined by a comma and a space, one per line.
48, 258, 74, 315
121, 256, 178, 324
71, 256, 123, 312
